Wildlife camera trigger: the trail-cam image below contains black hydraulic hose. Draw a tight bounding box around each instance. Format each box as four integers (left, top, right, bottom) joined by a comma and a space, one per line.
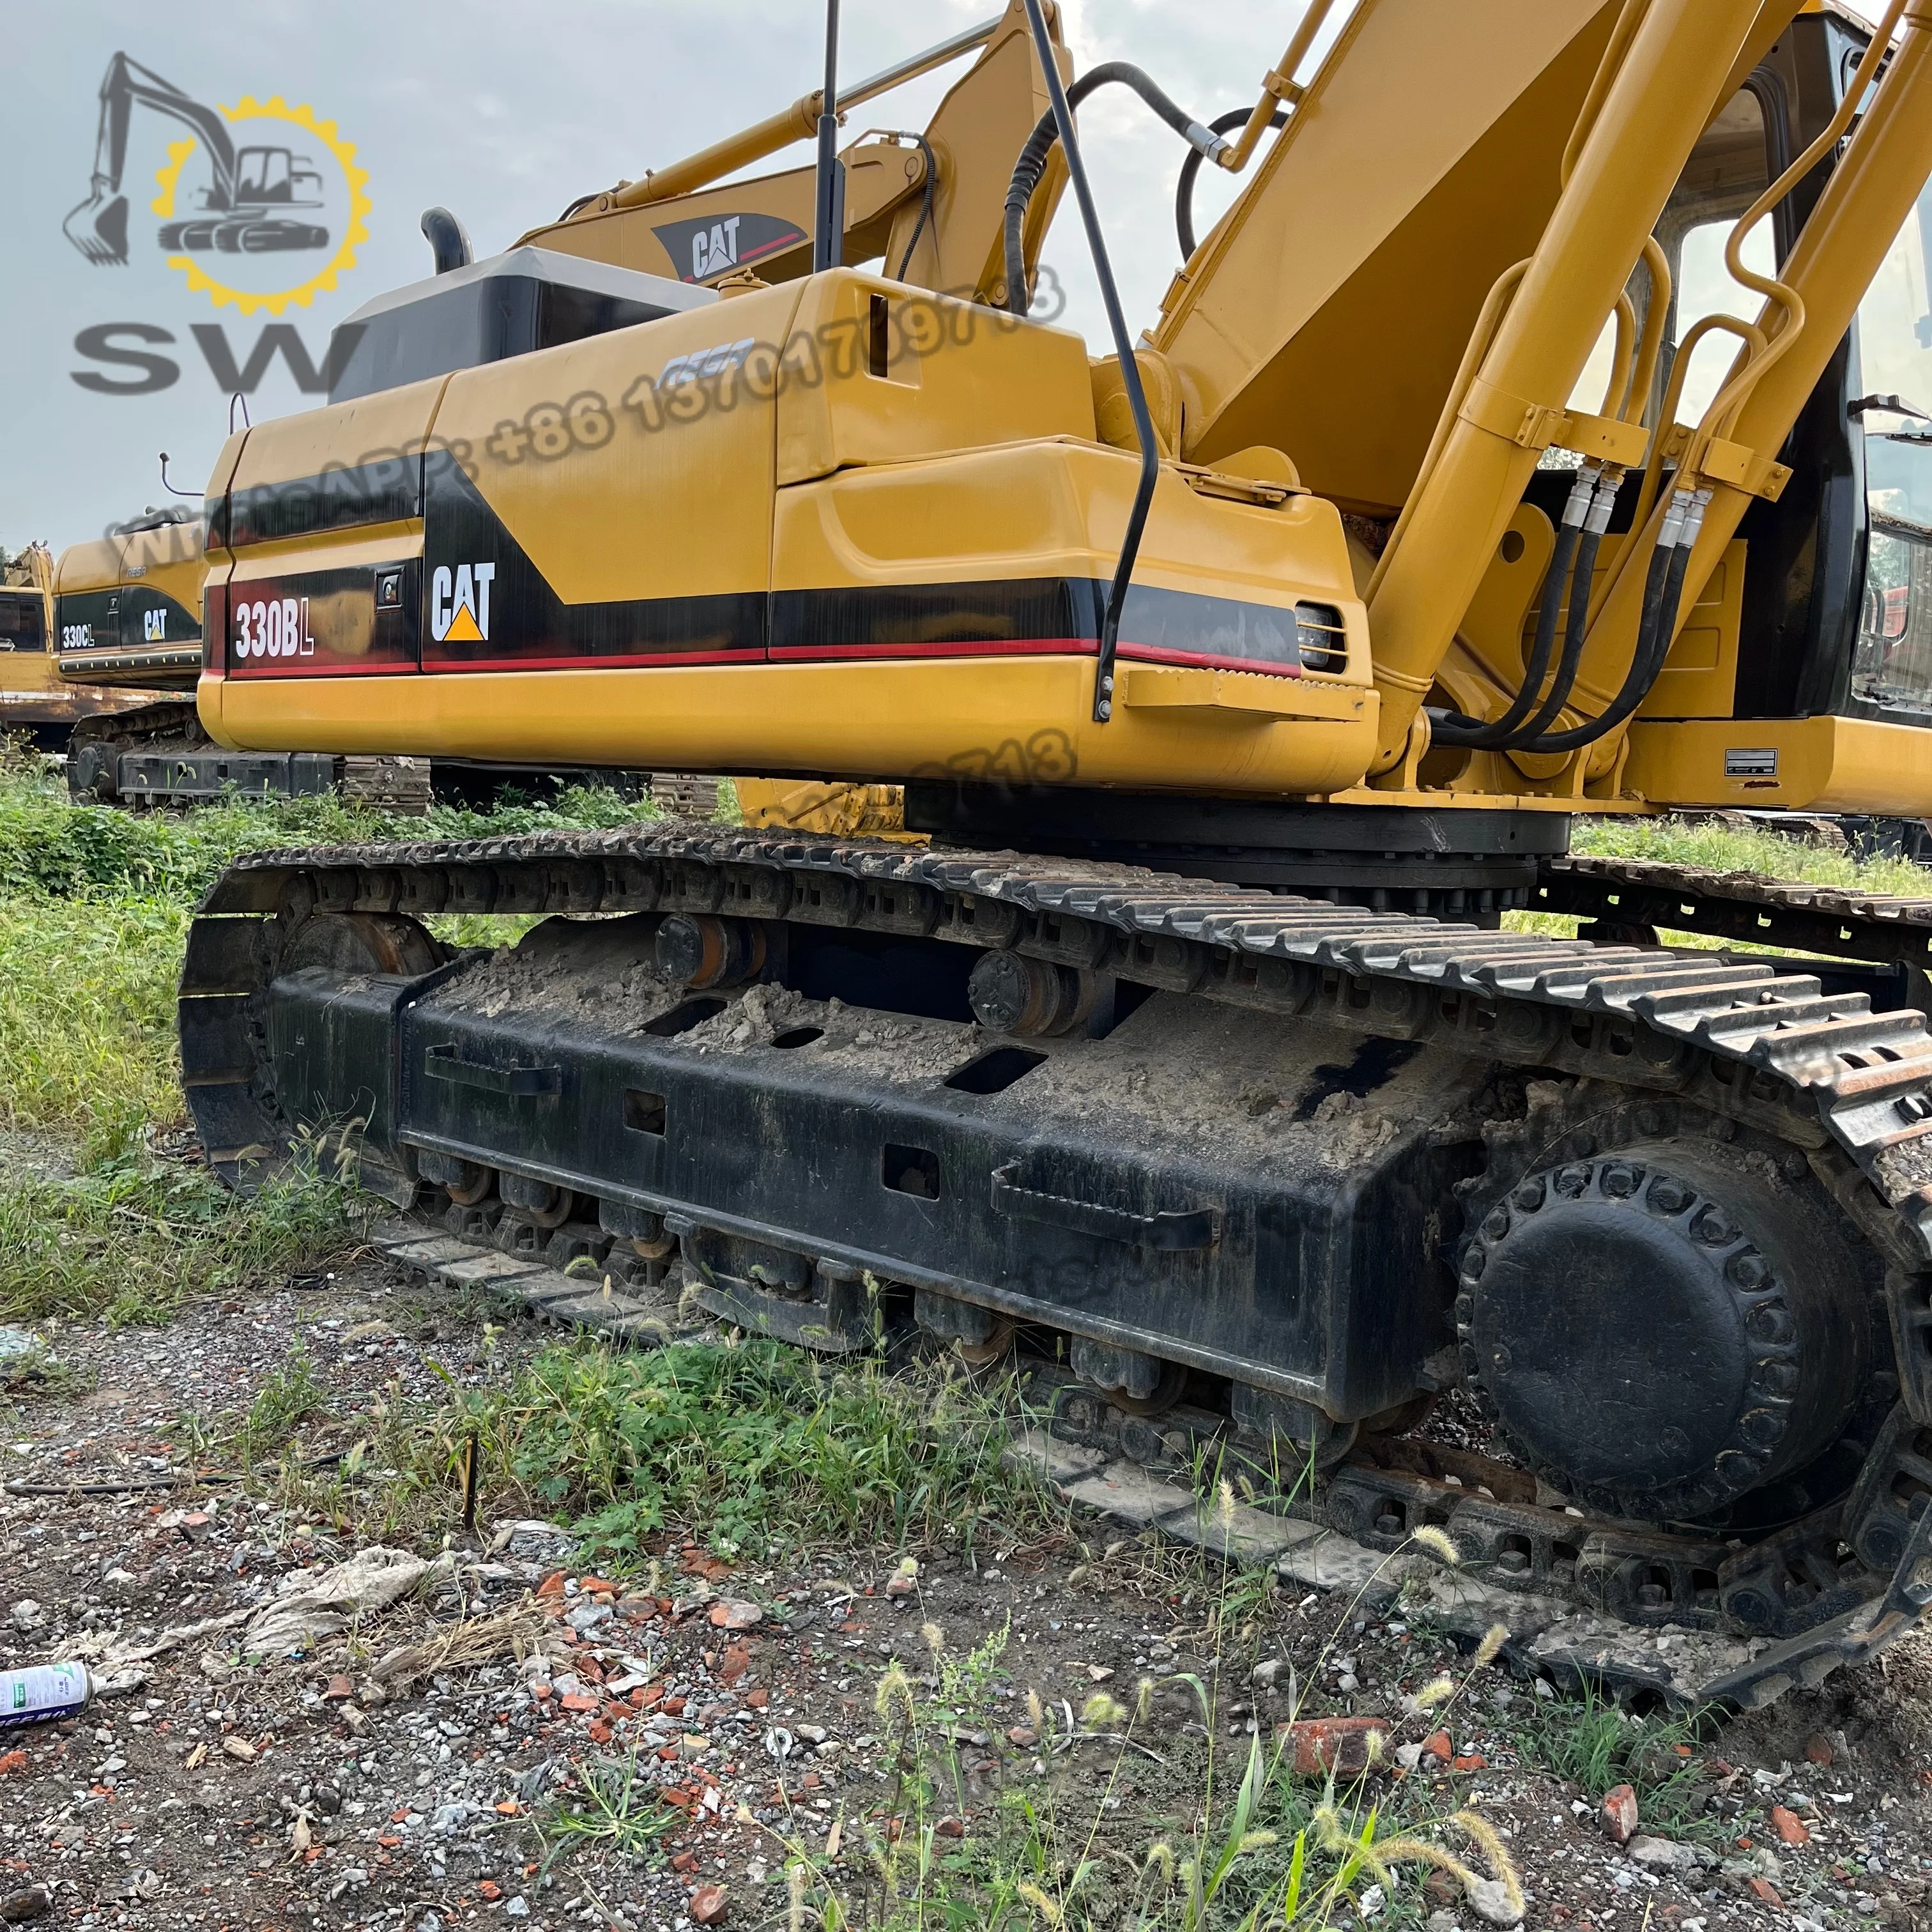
891, 132, 939, 282
1004, 63, 1230, 316
1016, 0, 1160, 724
1176, 107, 1285, 262
1429, 470, 1596, 749
1503, 471, 1622, 747
1516, 491, 1705, 756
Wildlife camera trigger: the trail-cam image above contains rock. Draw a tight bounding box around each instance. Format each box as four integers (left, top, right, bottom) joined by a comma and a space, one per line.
8, 1601, 45, 1636
0, 1331, 47, 1386
1803, 1732, 1834, 1767
1747, 1876, 1782, 1908
1252, 1659, 1285, 1687
1770, 1804, 1810, 1846
1469, 1878, 1522, 1927
1275, 1715, 1390, 1779
505, 1901, 530, 1920
884, 1559, 919, 1600
1006, 1726, 1038, 1747
0, 1885, 53, 1925
1395, 1742, 1425, 1772
707, 1599, 763, 1631
1629, 1836, 1701, 1872
1425, 1915, 1462, 1932
689, 1885, 729, 1926
1602, 1782, 1639, 1844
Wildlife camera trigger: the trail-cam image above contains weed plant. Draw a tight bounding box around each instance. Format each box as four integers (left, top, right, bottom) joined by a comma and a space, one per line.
1510, 1682, 1719, 1841
746, 1506, 1528, 1932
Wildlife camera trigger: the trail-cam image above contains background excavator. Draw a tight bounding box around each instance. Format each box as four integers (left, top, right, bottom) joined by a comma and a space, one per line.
171, 0, 1932, 1706
0, 537, 155, 753
63, 53, 329, 268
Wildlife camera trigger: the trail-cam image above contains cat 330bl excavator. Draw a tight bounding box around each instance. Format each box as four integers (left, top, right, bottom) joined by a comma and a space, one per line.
176, 0, 1932, 1705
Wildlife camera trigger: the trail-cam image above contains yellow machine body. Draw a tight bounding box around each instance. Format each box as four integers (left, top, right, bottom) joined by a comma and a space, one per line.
203, 272, 1379, 800
53, 515, 206, 693
191, 0, 1932, 826
0, 538, 158, 738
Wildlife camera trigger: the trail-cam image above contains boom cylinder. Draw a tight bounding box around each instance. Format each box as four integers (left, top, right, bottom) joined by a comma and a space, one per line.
1363, 0, 1767, 770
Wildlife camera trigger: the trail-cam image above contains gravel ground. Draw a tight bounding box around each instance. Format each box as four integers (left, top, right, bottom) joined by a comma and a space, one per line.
3, 1262, 1930, 1932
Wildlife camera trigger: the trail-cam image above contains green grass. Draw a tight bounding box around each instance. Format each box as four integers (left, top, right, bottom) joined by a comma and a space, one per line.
402, 1338, 1056, 1566
540, 1752, 680, 1873
0, 757, 663, 1320
0, 1149, 355, 1327
0, 893, 189, 1156
1570, 812, 1931, 896
1512, 1685, 1719, 1841
0, 756, 654, 904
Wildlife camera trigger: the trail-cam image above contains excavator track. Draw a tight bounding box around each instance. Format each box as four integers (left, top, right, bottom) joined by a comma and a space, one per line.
1537, 854, 1932, 972
180, 824, 1932, 1709
67, 700, 433, 812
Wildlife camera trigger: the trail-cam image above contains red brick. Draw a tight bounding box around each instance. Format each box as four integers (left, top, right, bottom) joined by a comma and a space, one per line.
1601, 1783, 1639, 1844
1275, 1716, 1390, 1779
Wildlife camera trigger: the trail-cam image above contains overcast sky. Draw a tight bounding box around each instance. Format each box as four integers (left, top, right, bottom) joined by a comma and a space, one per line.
3, 1, 1313, 553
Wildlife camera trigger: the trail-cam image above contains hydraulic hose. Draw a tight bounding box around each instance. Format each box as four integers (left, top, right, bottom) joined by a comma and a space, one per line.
1503, 467, 1623, 746
1175, 106, 1286, 262
1004, 63, 1230, 316
1515, 489, 1707, 756
1427, 468, 1596, 749
892, 132, 939, 281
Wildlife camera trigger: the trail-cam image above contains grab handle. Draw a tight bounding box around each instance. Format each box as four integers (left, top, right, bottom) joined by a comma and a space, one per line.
424, 1045, 562, 1096
990, 1163, 1218, 1250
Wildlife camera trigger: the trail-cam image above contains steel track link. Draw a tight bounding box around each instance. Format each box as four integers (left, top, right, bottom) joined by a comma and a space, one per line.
1538, 852, 1932, 970
180, 822, 1932, 1705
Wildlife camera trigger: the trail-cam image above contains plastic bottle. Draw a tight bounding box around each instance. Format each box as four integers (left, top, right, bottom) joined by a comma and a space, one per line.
0, 1661, 93, 1728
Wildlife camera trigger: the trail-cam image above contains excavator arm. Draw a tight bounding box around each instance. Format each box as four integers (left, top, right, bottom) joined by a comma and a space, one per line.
63, 53, 237, 266
1135, 0, 1932, 793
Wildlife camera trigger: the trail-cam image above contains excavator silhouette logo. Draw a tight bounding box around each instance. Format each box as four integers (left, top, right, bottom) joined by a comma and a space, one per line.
63, 53, 370, 318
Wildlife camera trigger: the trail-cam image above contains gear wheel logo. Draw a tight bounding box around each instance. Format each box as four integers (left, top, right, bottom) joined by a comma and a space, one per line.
61, 54, 370, 317
150, 98, 371, 316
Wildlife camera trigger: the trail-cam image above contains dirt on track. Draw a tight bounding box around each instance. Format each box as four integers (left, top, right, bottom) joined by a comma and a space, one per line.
2, 1259, 1930, 1932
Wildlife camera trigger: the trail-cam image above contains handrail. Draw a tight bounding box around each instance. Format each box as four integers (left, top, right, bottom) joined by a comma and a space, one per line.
1215, 0, 1337, 177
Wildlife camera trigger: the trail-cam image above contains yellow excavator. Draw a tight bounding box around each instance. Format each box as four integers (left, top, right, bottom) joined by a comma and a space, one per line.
177, 0, 1932, 1705
0, 538, 155, 753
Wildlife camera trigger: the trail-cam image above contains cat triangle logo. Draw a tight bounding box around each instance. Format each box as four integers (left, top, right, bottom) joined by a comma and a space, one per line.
431, 561, 494, 643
